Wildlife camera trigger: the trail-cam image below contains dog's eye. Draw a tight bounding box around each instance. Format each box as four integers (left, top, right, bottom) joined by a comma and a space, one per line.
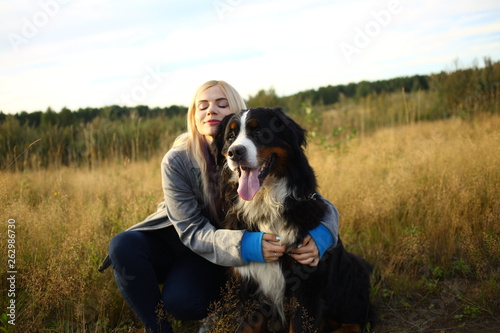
227, 132, 236, 141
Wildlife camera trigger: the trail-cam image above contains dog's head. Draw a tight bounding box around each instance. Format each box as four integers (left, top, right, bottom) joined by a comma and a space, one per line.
213, 107, 310, 201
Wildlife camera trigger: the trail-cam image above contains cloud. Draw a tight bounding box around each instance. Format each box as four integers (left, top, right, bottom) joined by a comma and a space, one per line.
1, 0, 499, 113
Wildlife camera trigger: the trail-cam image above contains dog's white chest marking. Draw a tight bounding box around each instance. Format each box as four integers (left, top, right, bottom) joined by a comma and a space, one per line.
232, 179, 300, 321
236, 262, 285, 314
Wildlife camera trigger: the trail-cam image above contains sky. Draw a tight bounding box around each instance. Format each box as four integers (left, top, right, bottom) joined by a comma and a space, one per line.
1, 0, 499, 114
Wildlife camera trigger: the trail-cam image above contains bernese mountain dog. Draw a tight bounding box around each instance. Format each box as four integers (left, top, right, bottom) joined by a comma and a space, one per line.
212, 107, 376, 333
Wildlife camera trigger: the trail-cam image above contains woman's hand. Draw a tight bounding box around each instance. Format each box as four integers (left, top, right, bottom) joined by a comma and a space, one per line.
289, 234, 320, 267
262, 234, 286, 262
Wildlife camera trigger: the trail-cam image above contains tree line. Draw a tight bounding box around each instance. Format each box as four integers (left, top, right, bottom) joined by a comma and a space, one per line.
290, 74, 429, 106
0, 104, 187, 129
248, 58, 498, 115
1, 57, 498, 171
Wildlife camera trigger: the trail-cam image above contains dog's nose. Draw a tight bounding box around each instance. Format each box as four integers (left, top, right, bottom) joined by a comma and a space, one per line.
228, 145, 246, 162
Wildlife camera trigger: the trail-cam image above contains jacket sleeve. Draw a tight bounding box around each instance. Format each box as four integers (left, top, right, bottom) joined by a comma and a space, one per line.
162, 149, 247, 267
315, 193, 340, 252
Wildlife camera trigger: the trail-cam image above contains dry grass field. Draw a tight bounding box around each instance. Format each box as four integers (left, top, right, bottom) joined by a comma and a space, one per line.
310, 114, 500, 331
1, 114, 499, 332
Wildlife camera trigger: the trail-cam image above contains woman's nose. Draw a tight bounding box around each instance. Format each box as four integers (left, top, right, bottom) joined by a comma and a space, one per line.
207, 104, 217, 115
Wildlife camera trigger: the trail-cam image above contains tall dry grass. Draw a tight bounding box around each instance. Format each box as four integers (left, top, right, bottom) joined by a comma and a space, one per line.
321, 89, 434, 137
0, 115, 499, 331
0, 158, 165, 332
309, 114, 500, 303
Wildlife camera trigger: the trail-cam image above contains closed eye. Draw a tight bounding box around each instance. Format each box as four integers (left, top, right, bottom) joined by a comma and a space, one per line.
198, 101, 209, 110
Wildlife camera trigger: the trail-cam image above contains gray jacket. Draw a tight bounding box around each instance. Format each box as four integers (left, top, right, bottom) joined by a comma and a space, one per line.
98, 144, 339, 272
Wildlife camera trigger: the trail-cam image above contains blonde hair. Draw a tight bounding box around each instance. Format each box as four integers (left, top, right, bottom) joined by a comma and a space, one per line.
173, 80, 247, 222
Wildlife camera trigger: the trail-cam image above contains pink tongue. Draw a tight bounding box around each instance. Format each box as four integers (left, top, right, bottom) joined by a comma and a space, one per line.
237, 168, 261, 201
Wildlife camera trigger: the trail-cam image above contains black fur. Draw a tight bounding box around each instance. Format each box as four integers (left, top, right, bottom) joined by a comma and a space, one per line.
212, 107, 376, 332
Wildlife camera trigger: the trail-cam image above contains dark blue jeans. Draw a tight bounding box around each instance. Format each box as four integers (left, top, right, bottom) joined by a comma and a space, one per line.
108, 227, 227, 333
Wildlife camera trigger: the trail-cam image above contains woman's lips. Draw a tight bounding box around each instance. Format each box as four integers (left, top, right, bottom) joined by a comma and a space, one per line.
205, 119, 221, 125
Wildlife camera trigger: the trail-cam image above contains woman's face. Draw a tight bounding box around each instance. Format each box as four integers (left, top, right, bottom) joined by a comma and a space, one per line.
195, 85, 234, 139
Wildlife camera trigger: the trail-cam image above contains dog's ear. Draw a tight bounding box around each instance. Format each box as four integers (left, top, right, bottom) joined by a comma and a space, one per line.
270, 107, 307, 148
211, 113, 235, 167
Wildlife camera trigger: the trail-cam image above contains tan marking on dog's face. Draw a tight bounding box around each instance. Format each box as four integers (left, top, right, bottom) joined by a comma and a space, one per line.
247, 118, 259, 129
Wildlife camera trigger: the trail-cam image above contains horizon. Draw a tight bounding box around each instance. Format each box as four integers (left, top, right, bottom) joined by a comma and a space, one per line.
1, 0, 500, 114
0, 63, 488, 115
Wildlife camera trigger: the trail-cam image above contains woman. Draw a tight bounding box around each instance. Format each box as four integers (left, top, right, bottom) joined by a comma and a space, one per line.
98, 80, 339, 333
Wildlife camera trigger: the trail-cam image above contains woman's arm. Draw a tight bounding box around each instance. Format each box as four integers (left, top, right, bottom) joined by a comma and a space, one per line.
313, 193, 340, 255
162, 149, 249, 267
163, 148, 286, 266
